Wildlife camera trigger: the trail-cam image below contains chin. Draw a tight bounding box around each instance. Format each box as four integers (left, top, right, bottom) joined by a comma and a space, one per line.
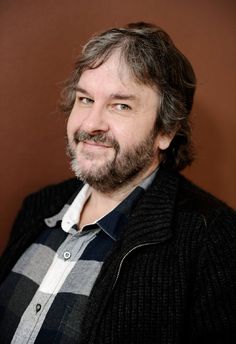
71, 157, 104, 177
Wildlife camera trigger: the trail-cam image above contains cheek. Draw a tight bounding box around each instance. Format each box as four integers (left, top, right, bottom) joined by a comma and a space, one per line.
113, 129, 138, 149
67, 111, 79, 138
66, 117, 73, 139
117, 123, 148, 145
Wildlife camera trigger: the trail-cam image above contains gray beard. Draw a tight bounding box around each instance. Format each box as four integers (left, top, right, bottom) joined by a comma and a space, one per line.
67, 129, 157, 193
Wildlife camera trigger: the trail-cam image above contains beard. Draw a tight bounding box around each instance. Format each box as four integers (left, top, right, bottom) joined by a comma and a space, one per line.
67, 128, 158, 193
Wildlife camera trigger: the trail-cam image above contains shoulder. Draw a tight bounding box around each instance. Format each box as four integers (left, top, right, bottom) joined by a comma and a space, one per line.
173, 174, 236, 260
28, 177, 81, 199
154, 167, 235, 223
21, 178, 82, 218
176, 173, 236, 224
10, 178, 82, 241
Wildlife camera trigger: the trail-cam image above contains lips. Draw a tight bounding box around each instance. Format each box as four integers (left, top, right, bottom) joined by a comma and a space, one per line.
83, 140, 112, 148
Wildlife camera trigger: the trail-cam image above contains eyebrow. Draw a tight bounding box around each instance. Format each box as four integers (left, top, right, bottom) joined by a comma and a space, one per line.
110, 93, 137, 102
74, 86, 91, 96
74, 86, 137, 102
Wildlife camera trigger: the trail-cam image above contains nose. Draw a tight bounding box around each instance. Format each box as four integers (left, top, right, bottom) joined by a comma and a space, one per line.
81, 104, 109, 134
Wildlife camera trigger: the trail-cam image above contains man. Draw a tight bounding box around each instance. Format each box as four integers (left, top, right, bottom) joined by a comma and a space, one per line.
0, 22, 235, 344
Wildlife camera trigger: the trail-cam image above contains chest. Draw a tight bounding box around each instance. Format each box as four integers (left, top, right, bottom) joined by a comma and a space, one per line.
79, 241, 195, 344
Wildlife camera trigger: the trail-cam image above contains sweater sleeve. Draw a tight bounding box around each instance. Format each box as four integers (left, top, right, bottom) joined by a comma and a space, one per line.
189, 207, 236, 344
0, 193, 38, 283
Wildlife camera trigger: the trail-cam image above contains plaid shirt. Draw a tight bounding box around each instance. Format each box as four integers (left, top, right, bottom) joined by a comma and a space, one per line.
0, 171, 156, 343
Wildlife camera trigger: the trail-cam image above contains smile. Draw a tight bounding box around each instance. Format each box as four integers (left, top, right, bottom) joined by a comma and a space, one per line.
82, 141, 112, 149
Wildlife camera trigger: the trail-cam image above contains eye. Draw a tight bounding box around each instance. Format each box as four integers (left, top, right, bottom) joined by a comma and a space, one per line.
115, 103, 131, 111
78, 97, 94, 105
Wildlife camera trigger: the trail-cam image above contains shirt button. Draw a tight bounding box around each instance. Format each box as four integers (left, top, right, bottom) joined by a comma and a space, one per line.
64, 251, 71, 260
36, 304, 41, 313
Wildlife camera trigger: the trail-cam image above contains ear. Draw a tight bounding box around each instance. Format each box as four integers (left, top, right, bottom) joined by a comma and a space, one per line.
155, 133, 174, 150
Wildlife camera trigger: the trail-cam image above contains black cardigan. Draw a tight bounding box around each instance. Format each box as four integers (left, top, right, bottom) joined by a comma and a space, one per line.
1, 167, 236, 343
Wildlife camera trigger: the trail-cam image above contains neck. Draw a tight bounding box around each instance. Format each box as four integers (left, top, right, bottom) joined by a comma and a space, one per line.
78, 162, 158, 229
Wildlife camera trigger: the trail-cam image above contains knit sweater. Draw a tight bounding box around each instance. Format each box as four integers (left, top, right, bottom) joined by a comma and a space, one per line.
0, 167, 236, 344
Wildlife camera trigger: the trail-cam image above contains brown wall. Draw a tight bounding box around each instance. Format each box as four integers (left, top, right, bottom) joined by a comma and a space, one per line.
1, 0, 236, 254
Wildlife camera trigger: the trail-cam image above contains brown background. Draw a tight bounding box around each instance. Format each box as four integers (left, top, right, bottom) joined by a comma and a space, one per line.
0, 0, 236, 254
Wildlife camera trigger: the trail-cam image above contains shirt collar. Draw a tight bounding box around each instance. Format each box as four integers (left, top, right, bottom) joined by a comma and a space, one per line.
44, 168, 158, 240
61, 184, 91, 232
97, 186, 145, 240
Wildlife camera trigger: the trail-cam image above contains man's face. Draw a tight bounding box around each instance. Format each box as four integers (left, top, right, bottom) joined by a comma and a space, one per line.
67, 52, 171, 192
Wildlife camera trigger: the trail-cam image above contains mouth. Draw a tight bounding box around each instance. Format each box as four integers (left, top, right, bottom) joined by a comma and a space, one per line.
82, 140, 112, 149
72, 131, 120, 153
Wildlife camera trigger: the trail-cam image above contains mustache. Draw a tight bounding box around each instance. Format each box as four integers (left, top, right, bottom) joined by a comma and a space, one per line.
73, 130, 120, 151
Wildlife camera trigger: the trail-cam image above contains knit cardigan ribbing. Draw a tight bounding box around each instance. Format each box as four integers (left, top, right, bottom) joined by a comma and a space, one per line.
1, 167, 236, 344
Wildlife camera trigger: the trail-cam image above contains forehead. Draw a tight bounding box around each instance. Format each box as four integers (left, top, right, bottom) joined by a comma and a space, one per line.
78, 51, 154, 97
78, 52, 160, 107
80, 53, 131, 84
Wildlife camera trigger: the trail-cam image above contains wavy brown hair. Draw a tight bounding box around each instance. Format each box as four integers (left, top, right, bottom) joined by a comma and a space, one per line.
61, 22, 196, 171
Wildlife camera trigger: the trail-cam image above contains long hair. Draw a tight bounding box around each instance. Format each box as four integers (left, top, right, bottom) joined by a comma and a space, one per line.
61, 22, 196, 171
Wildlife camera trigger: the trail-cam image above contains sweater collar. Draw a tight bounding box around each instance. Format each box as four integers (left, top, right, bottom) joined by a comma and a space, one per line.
118, 166, 179, 250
